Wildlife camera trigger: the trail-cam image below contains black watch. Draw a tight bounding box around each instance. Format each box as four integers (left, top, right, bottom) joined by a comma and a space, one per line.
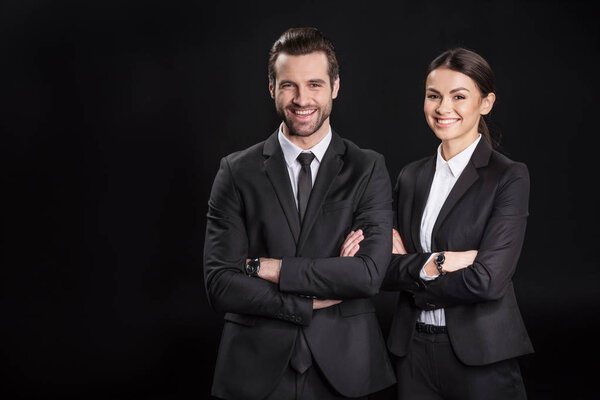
434, 252, 446, 276
245, 258, 260, 277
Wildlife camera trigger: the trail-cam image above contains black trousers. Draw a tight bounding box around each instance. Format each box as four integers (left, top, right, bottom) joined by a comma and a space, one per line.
396, 330, 527, 400
263, 362, 367, 400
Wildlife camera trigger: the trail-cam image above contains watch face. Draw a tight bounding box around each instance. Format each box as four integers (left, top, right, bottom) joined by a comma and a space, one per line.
435, 253, 445, 265
246, 259, 259, 276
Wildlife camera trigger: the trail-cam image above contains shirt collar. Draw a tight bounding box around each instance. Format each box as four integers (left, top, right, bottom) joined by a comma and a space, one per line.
277, 124, 332, 167
435, 134, 482, 178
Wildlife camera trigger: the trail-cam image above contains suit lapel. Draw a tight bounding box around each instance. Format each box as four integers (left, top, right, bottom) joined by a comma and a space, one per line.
430, 139, 492, 249
296, 133, 346, 255
263, 131, 301, 243
410, 157, 435, 252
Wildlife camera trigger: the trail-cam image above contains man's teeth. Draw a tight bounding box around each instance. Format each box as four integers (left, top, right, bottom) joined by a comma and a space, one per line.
437, 119, 459, 124
294, 110, 315, 115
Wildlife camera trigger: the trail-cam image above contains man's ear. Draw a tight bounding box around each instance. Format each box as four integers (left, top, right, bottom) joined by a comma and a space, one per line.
331, 76, 340, 99
269, 82, 275, 99
480, 92, 496, 116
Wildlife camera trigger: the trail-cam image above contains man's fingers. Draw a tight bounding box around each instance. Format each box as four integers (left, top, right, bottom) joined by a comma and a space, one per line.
346, 233, 364, 248
341, 230, 357, 247
341, 243, 360, 257
341, 235, 363, 256
313, 299, 343, 310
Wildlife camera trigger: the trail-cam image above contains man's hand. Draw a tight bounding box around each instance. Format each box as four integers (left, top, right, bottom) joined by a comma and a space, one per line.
340, 229, 364, 257
313, 299, 342, 310
423, 250, 478, 277
392, 229, 407, 255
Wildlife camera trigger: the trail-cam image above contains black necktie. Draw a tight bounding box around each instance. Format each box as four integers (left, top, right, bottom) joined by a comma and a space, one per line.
296, 152, 315, 224
290, 152, 315, 374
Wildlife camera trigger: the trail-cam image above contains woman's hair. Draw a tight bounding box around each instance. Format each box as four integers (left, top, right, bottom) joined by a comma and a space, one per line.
426, 48, 501, 149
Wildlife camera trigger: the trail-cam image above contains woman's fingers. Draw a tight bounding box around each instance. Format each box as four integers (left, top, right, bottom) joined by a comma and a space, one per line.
392, 229, 407, 255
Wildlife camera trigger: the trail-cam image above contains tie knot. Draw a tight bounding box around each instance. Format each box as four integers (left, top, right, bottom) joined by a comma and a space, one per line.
297, 152, 315, 167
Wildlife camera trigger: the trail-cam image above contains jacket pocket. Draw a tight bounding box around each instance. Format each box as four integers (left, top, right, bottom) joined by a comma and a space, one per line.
340, 299, 376, 317
224, 312, 256, 326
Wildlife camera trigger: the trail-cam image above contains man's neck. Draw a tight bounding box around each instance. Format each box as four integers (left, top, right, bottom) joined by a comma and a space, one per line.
281, 121, 330, 150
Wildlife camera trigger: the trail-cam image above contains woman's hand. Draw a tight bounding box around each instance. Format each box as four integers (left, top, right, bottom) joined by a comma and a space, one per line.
443, 250, 478, 272
392, 229, 407, 255
340, 229, 364, 257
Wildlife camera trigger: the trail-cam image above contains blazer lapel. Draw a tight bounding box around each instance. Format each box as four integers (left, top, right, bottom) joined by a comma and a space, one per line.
430, 139, 493, 249
410, 156, 436, 252
263, 131, 301, 243
296, 133, 346, 255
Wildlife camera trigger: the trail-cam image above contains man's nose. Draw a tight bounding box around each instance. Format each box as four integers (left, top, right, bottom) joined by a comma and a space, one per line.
293, 87, 311, 107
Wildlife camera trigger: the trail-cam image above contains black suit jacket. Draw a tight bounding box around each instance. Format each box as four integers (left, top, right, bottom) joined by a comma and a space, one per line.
383, 138, 534, 366
204, 131, 395, 399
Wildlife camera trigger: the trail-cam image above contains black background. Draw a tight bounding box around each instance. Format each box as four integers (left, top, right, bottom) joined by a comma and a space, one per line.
2, 0, 599, 399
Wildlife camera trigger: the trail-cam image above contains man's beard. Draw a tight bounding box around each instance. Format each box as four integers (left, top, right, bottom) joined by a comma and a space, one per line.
276, 101, 332, 137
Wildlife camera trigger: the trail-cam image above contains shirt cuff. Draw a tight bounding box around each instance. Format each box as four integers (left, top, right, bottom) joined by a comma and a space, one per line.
420, 253, 439, 281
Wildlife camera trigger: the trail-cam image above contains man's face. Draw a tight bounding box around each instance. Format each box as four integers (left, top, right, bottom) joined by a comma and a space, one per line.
269, 52, 340, 138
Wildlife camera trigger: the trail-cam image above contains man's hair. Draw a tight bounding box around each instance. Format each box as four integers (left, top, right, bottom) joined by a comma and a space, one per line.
268, 27, 339, 88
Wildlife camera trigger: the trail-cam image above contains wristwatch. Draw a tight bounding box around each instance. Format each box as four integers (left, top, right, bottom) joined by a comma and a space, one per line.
434, 252, 446, 276
245, 258, 260, 277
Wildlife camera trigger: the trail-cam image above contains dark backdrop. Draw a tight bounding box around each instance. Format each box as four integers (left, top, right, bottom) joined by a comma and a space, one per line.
2, 0, 598, 399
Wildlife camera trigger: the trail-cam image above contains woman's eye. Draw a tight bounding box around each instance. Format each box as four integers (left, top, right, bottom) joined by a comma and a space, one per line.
426, 94, 439, 99
454, 95, 465, 100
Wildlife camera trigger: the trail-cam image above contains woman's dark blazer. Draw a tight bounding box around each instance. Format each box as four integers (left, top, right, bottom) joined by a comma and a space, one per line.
383, 138, 534, 366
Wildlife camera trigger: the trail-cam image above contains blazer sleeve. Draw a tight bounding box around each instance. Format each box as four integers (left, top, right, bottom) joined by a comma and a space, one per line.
413, 163, 530, 309
203, 157, 313, 325
381, 166, 433, 292
278, 154, 393, 299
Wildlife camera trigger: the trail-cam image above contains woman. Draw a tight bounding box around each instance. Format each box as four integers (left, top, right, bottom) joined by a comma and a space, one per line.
341, 48, 533, 399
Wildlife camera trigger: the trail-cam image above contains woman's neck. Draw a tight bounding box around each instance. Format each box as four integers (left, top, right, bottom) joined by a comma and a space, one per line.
440, 132, 480, 161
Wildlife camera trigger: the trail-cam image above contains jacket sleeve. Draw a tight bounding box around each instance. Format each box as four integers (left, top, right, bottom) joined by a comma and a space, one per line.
203, 157, 313, 326
278, 154, 393, 299
381, 166, 433, 293
413, 163, 530, 309
381, 253, 432, 292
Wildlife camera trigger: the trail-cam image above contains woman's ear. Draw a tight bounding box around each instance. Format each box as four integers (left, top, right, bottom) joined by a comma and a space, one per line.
480, 92, 496, 116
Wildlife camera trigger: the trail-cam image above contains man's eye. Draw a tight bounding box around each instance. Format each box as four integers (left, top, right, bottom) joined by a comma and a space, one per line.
310, 83, 322, 88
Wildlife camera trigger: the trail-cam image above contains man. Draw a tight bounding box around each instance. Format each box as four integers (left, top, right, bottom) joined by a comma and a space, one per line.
204, 27, 395, 400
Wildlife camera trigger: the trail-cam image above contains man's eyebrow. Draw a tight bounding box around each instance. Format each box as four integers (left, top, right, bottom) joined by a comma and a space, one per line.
308, 79, 327, 84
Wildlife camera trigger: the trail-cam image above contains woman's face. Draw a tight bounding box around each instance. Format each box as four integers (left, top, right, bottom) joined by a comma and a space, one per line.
424, 67, 494, 147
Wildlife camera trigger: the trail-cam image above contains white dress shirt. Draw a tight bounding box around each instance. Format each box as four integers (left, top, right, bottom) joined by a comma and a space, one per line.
278, 125, 332, 207
418, 134, 482, 326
